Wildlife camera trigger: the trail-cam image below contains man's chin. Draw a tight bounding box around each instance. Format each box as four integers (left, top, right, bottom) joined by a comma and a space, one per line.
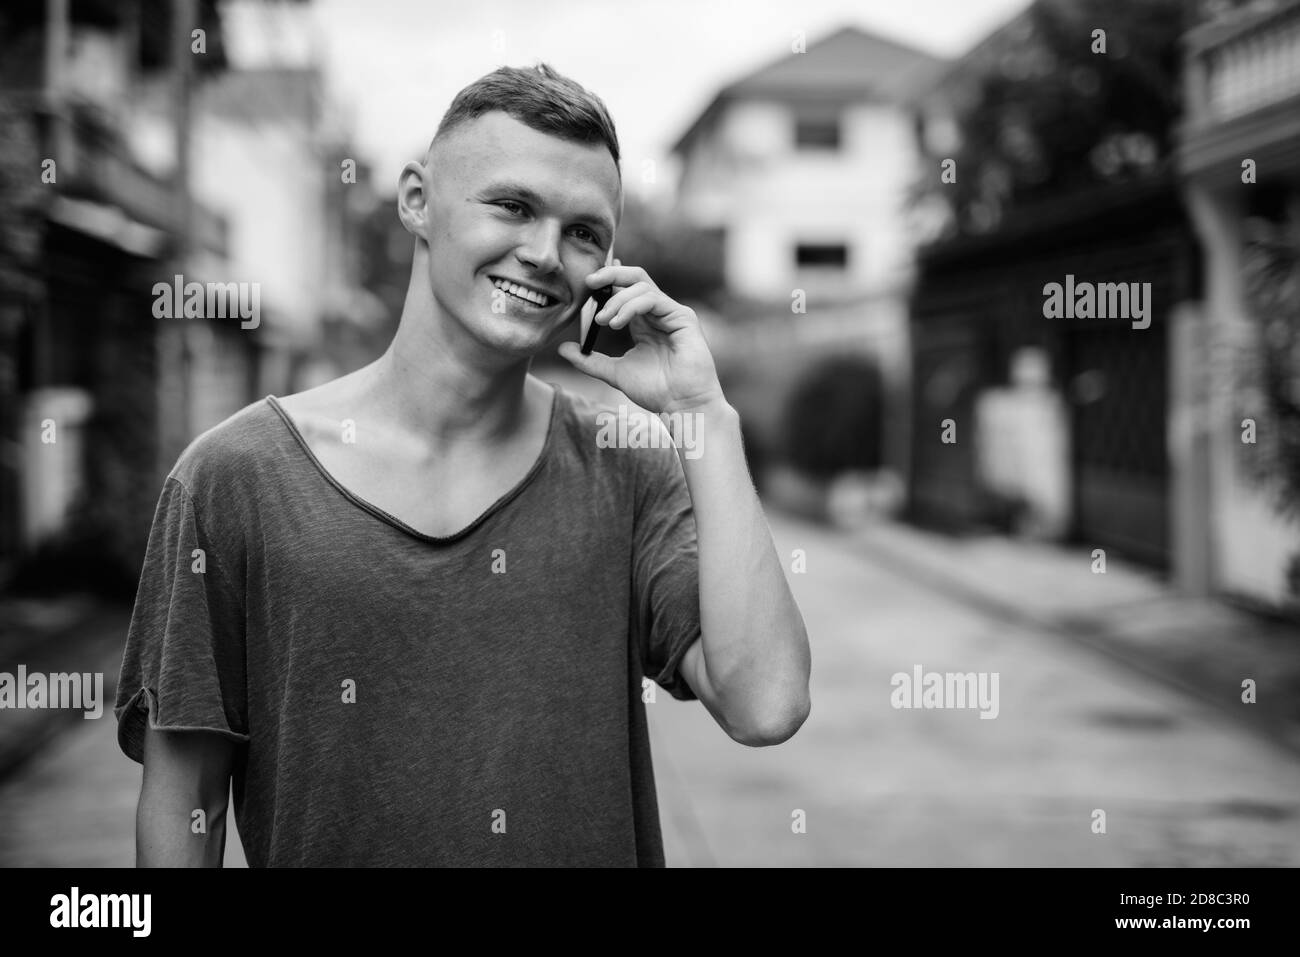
539, 313, 580, 351
481, 315, 576, 359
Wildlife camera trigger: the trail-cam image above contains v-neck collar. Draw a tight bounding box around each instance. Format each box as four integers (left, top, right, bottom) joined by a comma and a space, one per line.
263, 385, 562, 545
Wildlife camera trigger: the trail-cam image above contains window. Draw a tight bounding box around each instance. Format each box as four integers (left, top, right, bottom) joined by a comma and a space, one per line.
795, 243, 849, 269
794, 115, 841, 150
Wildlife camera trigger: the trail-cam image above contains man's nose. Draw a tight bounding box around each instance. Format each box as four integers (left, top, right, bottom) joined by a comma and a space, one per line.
515, 221, 563, 274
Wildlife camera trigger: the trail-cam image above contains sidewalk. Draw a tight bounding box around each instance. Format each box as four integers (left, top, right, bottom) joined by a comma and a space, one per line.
0, 594, 131, 783
849, 519, 1300, 756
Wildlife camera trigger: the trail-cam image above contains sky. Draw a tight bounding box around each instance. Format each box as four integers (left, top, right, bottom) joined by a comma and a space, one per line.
227, 0, 1032, 197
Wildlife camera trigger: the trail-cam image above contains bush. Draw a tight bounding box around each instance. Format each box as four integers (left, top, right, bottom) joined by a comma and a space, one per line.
781, 355, 883, 478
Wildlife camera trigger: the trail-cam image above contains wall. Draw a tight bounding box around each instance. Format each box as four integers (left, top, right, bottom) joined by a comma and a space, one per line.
192, 110, 326, 350
1188, 185, 1300, 609
679, 97, 920, 298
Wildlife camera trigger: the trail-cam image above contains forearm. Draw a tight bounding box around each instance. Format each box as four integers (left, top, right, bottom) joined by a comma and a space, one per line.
136, 725, 235, 867
137, 786, 228, 867
558, 261, 810, 740
674, 397, 811, 737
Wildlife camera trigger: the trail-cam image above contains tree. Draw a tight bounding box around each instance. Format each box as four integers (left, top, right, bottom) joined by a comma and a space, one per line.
1239, 210, 1300, 597
914, 0, 1190, 238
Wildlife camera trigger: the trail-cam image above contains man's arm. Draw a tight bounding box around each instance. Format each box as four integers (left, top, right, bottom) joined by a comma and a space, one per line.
137, 723, 236, 867
559, 262, 812, 748
673, 398, 811, 747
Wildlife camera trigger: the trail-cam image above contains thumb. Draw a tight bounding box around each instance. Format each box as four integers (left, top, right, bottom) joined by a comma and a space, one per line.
558, 340, 619, 384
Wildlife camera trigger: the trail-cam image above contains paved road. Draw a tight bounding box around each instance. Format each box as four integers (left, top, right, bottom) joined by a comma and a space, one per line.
647, 514, 1300, 867
1, 512, 1297, 867
0, 630, 249, 866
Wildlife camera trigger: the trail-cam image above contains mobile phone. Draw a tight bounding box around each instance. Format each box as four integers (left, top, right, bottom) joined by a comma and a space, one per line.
580, 285, 615, 355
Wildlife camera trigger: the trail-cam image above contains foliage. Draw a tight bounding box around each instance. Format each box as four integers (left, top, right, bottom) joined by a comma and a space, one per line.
913, 0, 1190, 238
1239, 214, 1300, 519
781, 355, 883, 478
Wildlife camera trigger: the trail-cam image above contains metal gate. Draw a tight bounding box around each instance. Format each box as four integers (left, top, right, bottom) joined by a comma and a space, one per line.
1066, 318, 1170, 568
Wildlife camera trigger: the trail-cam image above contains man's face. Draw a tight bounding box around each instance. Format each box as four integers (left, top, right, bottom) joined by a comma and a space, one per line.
418, 111, 621, 358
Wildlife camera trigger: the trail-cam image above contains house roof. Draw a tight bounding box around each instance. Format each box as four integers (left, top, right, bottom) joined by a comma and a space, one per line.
671, 25, 947, 154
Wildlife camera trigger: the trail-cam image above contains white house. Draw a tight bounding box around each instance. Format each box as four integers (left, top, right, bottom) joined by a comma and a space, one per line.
671, 26, 946, 304
127, 64, 337, 433
669, 26, 947, 498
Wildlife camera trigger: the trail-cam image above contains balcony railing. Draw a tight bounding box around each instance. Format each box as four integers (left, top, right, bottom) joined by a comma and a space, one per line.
45, 102, 226, 257
1186, 0, 1300, 125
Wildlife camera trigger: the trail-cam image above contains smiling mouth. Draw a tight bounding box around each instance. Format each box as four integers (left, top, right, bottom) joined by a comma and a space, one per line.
490, 276, 561, 308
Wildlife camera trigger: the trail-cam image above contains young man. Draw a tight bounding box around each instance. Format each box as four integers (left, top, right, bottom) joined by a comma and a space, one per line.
115, 63, 810, 867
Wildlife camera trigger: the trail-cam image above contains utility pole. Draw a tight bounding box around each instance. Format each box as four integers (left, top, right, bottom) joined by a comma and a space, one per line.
161, 0, 197, 477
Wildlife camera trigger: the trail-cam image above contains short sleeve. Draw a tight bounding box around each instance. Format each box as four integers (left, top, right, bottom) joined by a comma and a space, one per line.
630, 432, 702, 702
114, 476, 250, 764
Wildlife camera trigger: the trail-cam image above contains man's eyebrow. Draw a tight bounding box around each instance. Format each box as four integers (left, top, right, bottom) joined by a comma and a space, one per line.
479, 180, 615, 236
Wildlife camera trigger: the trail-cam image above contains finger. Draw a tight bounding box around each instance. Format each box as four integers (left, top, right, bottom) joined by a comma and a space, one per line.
609, 291, 679, 332
585, 262, 656, 291
595, 281, 652, 322
557, 340, 620, 383
621, 310, 661, 345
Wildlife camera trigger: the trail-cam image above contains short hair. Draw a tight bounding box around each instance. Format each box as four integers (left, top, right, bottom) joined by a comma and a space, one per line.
427, 63, 621, 172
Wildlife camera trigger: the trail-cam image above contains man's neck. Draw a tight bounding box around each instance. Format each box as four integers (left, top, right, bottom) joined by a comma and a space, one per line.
348, 280, 544, 453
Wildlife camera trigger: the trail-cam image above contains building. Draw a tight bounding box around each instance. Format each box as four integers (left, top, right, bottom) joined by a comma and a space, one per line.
1176, 0, 1300, 611
669, 25, 947, 490
904, 0, 1300, 615
0, 0, 230, 589
126, 64, 372, 424
0, 0, 379, 592
904, 0, 1200, 570
672, 26, 944, 301
907, 179, 1199, 567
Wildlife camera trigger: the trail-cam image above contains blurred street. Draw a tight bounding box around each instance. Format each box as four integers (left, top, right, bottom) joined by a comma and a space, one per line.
651, 514, 1300, 867
2, 509, 1297, 868
2, 0, 1299, 877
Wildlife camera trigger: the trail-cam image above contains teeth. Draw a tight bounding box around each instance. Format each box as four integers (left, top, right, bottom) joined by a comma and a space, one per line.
493, 278, 552, 307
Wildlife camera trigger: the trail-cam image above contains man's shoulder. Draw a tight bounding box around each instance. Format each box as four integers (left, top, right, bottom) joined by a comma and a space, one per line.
550, 379, 618, 432
549, 380, 679, 458
546, 380, 686, 508
168, 397, 282, 493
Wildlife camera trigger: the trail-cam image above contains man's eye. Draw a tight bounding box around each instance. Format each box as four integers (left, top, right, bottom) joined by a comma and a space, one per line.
571, 227, 598, 244
496, 200, 525, 215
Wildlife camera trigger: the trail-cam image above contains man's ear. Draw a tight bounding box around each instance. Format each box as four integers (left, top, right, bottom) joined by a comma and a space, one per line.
396, 160, 430, 238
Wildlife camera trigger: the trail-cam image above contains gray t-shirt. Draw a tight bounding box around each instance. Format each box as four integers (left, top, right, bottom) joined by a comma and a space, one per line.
114, 384, 702, 867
